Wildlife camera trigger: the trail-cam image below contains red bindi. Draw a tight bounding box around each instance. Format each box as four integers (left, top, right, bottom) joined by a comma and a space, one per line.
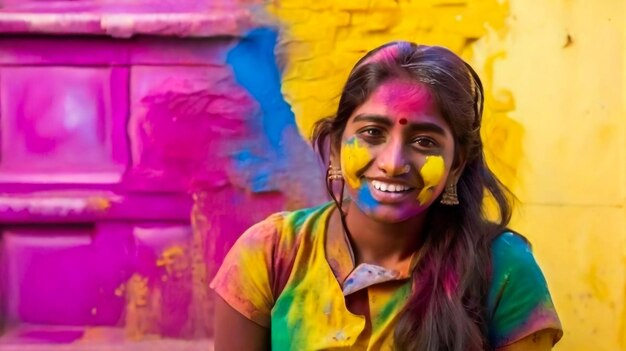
399, 118, 407, 125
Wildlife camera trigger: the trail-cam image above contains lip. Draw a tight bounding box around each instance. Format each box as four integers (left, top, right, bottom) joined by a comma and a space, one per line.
364, 178, 417, 204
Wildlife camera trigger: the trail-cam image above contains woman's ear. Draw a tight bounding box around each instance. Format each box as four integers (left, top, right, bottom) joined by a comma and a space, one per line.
449, 152, 467, 184
329, 137, 341, 167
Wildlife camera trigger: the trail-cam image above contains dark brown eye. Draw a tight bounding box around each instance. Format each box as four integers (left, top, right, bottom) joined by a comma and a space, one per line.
361, 128, 383, 138
413, 137, 437, 148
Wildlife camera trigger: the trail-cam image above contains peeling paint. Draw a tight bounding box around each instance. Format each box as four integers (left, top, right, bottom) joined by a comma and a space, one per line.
123, 274, 160, 341
0, 195, 117, 215
156, 246, 188, 278
0, 9, 254, 38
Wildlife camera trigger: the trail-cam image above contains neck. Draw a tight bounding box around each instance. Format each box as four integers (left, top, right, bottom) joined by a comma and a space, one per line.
342, 201, 427, 268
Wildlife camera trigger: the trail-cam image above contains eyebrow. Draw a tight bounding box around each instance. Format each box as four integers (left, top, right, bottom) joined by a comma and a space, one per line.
352, 114, 447, 135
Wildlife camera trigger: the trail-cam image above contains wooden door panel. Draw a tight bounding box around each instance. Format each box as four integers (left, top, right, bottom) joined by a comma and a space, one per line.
0, 222, 192, 332
2, 225, 100, 325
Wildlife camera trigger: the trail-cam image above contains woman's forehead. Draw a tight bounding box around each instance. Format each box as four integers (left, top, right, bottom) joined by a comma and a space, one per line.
373, 79, 432, 103
356, 79, 440, 122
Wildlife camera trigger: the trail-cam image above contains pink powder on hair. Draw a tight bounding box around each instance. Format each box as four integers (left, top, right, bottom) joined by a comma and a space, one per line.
443, 269, 459, 299
359, 45, 400, 67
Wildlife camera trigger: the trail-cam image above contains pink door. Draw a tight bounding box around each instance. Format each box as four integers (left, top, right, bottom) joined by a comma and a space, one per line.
0, 39, 206, 348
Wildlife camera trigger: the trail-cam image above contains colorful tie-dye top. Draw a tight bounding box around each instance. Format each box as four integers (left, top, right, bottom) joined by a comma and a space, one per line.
211, 202, 562, 350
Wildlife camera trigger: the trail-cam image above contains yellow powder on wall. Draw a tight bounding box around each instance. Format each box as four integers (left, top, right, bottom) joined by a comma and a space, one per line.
266, 0, 510, 141
156, 245, 188, 278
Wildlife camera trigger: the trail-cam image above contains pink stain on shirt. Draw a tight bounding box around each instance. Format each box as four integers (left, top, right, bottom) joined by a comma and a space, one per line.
506, 306, 563, 345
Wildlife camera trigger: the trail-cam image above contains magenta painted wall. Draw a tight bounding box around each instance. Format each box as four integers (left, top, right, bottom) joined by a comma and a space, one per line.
0, 2, 325, 348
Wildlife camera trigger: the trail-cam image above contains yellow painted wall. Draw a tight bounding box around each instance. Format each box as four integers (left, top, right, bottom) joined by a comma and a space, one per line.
270, 0, 626, 350
491, 1, 625, 350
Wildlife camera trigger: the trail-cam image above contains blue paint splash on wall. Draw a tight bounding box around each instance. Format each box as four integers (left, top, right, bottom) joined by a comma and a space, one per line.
226, 27, 295, 192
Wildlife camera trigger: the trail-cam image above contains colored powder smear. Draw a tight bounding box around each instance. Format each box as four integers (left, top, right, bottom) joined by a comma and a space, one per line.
340, 137, 372, 189
487, 232, 562, 345
226, 27, 299, 192
357, 183, 377, 211
416, 156, 445, 204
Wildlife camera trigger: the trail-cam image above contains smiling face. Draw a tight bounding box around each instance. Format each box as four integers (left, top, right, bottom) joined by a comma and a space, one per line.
337, 79, 459, 223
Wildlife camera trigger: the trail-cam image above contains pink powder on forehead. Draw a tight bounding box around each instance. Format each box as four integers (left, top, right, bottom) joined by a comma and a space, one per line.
371, 80, 434, 117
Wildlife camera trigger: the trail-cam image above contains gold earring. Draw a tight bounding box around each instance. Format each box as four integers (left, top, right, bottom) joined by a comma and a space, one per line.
440, 183, 459, 205
327, 165, 343, 181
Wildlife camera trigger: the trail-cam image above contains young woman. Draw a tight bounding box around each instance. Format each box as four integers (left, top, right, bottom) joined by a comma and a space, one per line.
211, 41, 562, 350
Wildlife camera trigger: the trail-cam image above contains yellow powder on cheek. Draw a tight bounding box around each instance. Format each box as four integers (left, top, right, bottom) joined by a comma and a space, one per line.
340, 138, 372, 189
417, 156, 445, 205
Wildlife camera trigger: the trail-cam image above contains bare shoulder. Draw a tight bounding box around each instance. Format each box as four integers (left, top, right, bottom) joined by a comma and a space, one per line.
214, 295, 270, 351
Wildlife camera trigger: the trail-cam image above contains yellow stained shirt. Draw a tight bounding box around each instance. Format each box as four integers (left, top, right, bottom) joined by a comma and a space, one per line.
210, 202, 562, 350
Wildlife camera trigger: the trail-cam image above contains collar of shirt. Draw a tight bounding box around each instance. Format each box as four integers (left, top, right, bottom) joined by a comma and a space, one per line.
323, 206, 419, 296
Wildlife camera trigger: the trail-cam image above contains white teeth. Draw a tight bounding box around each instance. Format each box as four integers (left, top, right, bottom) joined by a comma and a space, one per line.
371, 180, 410, 193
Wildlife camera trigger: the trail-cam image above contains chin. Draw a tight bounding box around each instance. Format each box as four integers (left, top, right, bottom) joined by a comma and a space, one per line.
350, 185, 431, 224
360, 205, 427, 224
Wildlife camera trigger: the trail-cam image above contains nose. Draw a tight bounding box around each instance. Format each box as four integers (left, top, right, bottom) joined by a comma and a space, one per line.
377, 138, 409, 176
